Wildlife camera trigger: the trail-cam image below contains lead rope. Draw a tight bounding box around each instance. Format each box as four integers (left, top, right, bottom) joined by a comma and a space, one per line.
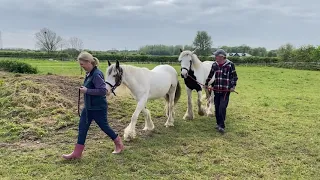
186, 74, 238, 101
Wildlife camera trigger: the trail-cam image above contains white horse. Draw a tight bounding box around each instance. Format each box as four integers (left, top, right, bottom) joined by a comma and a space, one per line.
105, 60, 181, 141
178, 48, 216, 120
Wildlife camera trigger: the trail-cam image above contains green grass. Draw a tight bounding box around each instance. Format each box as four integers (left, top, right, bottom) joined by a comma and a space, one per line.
0, 57, 170, 76
0, 58, 320, 179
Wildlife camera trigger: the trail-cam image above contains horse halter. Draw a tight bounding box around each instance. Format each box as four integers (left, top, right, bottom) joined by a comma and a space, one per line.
105, 68, 123, 96
180, 60, 192, 77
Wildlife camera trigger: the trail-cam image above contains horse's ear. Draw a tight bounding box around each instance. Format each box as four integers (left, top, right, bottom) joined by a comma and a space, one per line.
191, 46, 199, 54
180, 48, 183, 52
108, 60, 111, 66
116, 60, 120, 69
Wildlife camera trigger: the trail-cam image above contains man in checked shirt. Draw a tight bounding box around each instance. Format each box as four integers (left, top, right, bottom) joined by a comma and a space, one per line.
205, 49, 238, 133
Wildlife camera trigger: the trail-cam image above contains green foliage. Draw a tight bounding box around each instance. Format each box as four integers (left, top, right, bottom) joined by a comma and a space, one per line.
276, 44, 320, 63
277, 43, 295, 61
228, 56, 280, 63
215, 45, 271, 57
0, 60, 38, 74
0, 50, 71, 59
138, 44, 194, 55
193, 31, 213, 56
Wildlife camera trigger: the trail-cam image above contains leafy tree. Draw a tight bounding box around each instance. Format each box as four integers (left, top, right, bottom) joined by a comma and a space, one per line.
277, 43, 295, 61
192, 31, 213, 56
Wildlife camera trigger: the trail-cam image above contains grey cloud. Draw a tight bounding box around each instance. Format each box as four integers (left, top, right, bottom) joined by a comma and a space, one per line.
0, 0, 319, 50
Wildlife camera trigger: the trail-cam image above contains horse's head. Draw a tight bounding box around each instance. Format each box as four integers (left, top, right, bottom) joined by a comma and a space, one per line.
178, 47, 198, 78
105, 60, 123, 96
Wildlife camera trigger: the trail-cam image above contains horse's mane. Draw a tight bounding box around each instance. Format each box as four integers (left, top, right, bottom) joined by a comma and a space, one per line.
178, 50, 202, 69
120, 64, 150, 75
108, 64, 149, 75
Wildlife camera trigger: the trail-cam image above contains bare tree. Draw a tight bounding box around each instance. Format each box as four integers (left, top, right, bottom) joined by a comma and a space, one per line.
35, 28, 63, 53
59, 38, 70, 51
68, 37, 84, 52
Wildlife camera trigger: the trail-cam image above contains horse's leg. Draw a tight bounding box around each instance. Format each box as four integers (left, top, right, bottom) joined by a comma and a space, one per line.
124, 97, 147, 141
142, 107, 154, 131
183, 87, 194, 120
205, 89, 214, 117
165, 102, 169, 118
165, 86, 176, 127
197, 90, 206, 116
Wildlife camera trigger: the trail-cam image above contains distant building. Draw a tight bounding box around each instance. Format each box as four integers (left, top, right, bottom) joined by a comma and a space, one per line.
227, 53, 252, 57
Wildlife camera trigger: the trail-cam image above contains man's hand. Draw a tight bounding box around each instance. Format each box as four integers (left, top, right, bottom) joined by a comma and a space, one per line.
230, 87, 235, 92
79, 86, 87, 93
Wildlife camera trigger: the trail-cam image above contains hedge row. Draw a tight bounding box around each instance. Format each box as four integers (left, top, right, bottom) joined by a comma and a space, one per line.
268, 62, 320, 71
0, 60, 38, 74
0, 51, 281, 63
0, 51, 71, 59
96, 55, 281, 64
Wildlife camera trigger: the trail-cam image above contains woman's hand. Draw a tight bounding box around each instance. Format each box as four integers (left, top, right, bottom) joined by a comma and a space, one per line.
79, 86, 87, 93
106, 89, 111, 96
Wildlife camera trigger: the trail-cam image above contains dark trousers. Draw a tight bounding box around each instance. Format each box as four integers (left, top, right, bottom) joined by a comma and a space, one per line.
214, 92, 230, 129
77, 108, 118, 145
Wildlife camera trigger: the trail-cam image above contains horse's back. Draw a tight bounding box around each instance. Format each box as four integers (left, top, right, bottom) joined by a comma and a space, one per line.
152, 64, 177, 75
146, 65, 177, 99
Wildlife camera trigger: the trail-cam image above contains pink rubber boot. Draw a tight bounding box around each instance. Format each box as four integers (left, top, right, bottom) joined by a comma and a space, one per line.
62, 144, 85, 159
112, 136, 124, 154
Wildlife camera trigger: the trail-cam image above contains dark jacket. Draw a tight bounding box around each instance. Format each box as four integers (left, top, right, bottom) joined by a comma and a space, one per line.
83, 66, 107, 110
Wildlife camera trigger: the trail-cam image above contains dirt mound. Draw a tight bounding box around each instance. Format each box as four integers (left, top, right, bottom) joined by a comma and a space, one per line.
0, 72, 83, 142
0, 71, 154, 144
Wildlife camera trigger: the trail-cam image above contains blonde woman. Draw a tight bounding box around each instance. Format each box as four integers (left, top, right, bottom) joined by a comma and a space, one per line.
62, 51, 124, 160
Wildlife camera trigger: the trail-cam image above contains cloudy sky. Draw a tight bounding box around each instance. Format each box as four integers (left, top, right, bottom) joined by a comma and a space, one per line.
0, 0, 319, 51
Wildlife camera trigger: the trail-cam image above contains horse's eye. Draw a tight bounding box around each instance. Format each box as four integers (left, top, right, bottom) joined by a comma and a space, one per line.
113, 75, 116, 77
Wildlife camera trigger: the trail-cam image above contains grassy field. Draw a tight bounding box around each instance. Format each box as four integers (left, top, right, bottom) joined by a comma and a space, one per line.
0, 58, 320, 179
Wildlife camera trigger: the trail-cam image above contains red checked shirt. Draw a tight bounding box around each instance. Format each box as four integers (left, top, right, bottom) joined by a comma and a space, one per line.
205, 59, 238, 93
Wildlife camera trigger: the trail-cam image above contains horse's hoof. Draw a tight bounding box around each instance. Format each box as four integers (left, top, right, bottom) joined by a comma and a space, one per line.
198, 111, 205, 116
183, 115, 194, 120
198, 107, 206, 116
123, 135, 130, 142
123, 133, 135, 142
143, 126, 154, 131
164, 123, 174, 127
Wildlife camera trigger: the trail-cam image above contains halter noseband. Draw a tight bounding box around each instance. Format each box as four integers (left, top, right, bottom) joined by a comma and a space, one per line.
181, 59, 192, 76
105, 68, 123, 96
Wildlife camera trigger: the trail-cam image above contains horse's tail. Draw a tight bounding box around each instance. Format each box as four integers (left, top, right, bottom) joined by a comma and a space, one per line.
165, 80, 181, 104
174, 80, 181, 104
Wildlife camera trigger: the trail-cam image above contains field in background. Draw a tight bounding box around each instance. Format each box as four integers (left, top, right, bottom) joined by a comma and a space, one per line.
0, 58, 320, 179
0, 58, 176, 76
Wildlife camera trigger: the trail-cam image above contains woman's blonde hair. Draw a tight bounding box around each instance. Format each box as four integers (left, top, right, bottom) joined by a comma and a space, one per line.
77, 51, 99, 66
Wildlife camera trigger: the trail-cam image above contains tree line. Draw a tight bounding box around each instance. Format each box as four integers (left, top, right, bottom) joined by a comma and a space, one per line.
29, 29, 282, 58
0, 28, 319, 64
